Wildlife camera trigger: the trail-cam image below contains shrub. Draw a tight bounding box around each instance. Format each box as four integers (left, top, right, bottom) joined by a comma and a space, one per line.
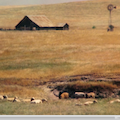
92, 26, 96, 29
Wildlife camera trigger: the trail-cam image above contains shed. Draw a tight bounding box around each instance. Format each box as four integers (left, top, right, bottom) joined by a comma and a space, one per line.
15, 15, 54, 30
56, 23, 69, 30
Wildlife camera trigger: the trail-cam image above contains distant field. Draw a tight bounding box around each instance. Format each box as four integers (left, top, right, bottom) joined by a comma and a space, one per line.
1, 29, 120, 79
0, 0, 120, 115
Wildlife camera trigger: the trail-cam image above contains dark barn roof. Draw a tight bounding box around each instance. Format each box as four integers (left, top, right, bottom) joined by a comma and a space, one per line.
15, 15, 54, 30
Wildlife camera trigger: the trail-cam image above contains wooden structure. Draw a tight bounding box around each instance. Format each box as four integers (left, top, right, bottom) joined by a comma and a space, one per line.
56, 23, 69, 30
15, 15, 54, 30
15, 15, 69, 30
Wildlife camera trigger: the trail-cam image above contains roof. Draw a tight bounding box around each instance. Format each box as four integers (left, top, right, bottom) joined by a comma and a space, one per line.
26, 15, 54, 27
57, 23, 68, 27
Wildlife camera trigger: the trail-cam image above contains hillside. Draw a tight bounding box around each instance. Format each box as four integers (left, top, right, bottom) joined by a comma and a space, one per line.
0, 0, 120, 79
0, 0, 120, 115
0, 0, 120, 29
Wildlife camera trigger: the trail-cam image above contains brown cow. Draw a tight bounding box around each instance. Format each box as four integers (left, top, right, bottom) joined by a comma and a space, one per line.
53, 89, 69, 99
59, 92, 69, 99
86, 92, 95, 98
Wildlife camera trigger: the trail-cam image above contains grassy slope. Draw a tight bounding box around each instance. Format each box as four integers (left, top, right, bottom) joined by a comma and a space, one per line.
0, 0, 120, 89
0, 98, 120, 115
0, 0, 120, 79
0, 0, 120, 28
0, 0, 120, 115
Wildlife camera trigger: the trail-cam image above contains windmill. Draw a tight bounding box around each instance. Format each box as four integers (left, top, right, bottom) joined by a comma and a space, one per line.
107, 4, 116, 31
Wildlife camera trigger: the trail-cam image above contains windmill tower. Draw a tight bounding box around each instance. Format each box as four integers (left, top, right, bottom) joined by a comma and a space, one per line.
107, 4, 116, 31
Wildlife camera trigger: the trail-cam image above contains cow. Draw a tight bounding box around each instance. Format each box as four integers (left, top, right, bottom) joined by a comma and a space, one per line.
86, 92, 95, 98
74, 92, 85, 98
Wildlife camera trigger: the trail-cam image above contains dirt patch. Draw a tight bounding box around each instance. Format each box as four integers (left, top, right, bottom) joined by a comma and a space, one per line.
46, 74, 120, 99
47, 74, 120, 89
41, 86, 58, 100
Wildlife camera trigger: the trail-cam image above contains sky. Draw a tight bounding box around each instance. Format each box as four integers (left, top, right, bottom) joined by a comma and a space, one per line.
0, 0, 87, 6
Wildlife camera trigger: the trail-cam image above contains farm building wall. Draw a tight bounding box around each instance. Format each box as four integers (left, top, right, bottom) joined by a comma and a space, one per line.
15, 16, 41, 30
15, 15, 69, 30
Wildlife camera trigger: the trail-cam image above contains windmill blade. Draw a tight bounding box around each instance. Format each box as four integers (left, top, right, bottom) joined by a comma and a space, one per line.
107, 4, 114, 11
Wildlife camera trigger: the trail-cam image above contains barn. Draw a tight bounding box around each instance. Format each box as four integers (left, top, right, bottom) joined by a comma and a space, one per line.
15, 15, 69, 30
15, 15, 54, 30
56, 23, 69, 30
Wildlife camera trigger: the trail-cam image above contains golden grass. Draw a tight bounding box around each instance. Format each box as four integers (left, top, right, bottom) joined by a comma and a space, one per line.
0, 85, 45, 98
0, 98, 120, 115
56, 81, 118, 92
1, 29, 120, 79
0, 0, 120, 97
0, 0, 120, 115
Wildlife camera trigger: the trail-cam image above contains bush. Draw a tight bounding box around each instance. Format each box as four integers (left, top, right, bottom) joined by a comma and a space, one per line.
92, 26, 96, 29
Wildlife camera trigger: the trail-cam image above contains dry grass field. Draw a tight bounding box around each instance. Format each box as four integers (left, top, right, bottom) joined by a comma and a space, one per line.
0, 98, 120, 115
0, 0, 120, 115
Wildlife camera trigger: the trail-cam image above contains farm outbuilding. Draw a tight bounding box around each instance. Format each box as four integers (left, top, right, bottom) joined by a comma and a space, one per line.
15, 15, 54, 30
56, 23, 69, 30
15, 15, 69, 30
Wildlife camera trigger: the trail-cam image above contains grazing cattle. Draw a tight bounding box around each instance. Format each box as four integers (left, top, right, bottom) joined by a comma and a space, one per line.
13, 97, 21, 102
3, 95, 8, 99
84, 100, 97, 106
84, 101, 93, 105
7, 98, 15, 102
3, 95, 14, 102
31, 97, 42, 104
115, 99, 120, 102
0, 95, 3, 100
74, 92, 85, 98
53, 89, 69, 99
109, 100, 115, 103
59, 92, 69, 99
109, 99, 120, 103
75, 100, 97, 106
86, 92, 95, 98
41, 98, 47, 103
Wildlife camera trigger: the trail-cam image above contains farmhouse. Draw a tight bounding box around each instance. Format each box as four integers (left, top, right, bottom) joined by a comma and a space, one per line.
15, 15, 69, 30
